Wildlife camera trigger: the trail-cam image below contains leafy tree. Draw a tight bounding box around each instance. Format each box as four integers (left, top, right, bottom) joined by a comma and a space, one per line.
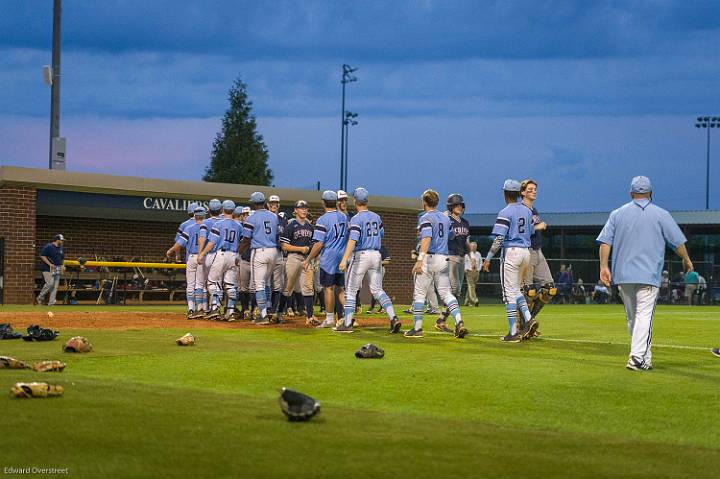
203, 77, 273, 185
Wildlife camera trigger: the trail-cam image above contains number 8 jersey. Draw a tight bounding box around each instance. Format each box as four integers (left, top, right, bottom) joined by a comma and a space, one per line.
491, 201, 534, 248
418, 210, 453, 255
242, 209, 279, 249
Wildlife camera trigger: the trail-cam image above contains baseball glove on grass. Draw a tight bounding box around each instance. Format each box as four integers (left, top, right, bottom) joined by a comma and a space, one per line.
32, 360, 66, 372
355, 343, 385, 359
278, 388, 321, 422
63, 336, 93, 353
176, 333, 195, 346
0, 323, 22, 340
0, 356, 30, 369
22, 324, 60, 342
11, 382, 64, 398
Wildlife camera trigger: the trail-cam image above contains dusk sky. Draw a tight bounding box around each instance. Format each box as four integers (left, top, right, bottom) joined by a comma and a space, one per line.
1, 1, 719, 213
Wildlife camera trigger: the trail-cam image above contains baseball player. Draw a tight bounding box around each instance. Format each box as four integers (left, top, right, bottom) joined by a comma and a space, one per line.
195, 198, 223, 316
304, 190, 348, 328
173, 202, 199, 262
277, 200, 317, 325
335, 187, 402, 334
200, 200, 241, 320
267, 195, 287, 317
482, 180, 536, 342
519, 179, 554, 334
436, 194, 471, 333
405, 189, 467, 338
337, 190, 349, 216
597, 176, 692, 370
238, 192, 279, 324
233, 206, 251, 319
167, 206, 206, 318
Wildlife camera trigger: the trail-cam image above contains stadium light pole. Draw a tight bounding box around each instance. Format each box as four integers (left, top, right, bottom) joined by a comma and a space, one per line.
695, 116, 720, 210
343, 111, 358, 191
339, 64, 357, 189
48, 0, 64, 170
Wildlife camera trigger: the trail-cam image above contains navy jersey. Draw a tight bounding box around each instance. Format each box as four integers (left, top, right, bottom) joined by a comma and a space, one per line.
208, 217, 242, 252
39, 242, 64, 272
530, 206, 543, 250
447, 215, 470, 256
177, 221, 204, 255
348, 210, 384, 251
280, 219, 313, 249
243, 209, 279, 249
198, 216, 222, 253
313, 210, 348, 274
418, 210, 453, 255
491, 202, 534, 248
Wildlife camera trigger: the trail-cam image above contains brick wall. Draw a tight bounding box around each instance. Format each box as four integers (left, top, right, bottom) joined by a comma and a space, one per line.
0, 186, 37, 303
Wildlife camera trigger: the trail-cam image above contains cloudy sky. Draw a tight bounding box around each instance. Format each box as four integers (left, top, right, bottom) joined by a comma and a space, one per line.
1, 1, 719, 212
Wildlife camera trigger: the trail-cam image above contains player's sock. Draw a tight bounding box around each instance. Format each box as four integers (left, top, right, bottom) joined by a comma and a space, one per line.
194, 288, 204, 311
377, 293, 396, 319
343, 296, 356, 327
293, 293, 303, 314
278, 294, 289, 315
239, 292, 249, 312
255, 291, 267, 318
412, 301, 424, 330
516, 295, 532, 323
203, 290, 210, 312
325, 312, 334, 324
187, 293, 194, 311
446, 299, 462, 325
271, 291, 280, 313
303, 295, 314, 318
505, 303, 518, 335
226, 287, 237, 311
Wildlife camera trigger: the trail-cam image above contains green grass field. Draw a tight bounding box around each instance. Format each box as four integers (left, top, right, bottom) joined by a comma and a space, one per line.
0, 304, 718, 478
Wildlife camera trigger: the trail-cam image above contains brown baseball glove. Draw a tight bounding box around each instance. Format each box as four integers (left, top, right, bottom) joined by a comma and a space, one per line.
0, 356, 30, 369
176, 333, 195, 346
63, 336, 93, 353
32, 360, 66, 372
11, 382, 64, 398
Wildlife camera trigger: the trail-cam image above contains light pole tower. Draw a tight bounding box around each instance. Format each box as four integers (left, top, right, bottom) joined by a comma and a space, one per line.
339, 64, 357, 189
343, 111, 358, 191
695, 116, 719, 209
48, 0, 65, 170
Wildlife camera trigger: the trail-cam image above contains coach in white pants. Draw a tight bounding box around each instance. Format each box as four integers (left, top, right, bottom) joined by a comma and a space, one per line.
597, 176, 693, 371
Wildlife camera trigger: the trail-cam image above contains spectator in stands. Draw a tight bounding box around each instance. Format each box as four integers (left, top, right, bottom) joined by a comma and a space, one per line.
698, 273, 707, 305
556, 264, 573, 304
593, 281, 609, 304
673, 271, 685, 303
685, 269, 699, 306
36, 234, 66, 306
572, 278, 587, 304
659, 270, 671, 304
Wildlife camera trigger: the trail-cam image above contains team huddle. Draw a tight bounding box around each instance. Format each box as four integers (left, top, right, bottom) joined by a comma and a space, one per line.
165, 179, 558, 341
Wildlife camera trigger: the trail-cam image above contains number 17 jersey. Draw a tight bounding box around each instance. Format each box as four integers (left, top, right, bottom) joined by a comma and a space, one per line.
313, 210, 348, 274
491, 201, 534, 248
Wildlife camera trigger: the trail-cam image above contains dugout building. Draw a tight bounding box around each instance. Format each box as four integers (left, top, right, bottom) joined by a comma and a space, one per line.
0, 166, 420, 304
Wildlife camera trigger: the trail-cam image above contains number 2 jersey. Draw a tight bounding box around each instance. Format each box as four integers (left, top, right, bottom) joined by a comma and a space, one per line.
491, 201, 534, 248
312, 210, 348, 274
418, 210, 453, 255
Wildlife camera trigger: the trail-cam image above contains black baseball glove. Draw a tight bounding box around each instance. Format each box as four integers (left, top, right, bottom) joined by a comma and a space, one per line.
278, 388, 321, 422
22, 324, 60, 342
0, 323, 22, 340
355, 343, 385, 359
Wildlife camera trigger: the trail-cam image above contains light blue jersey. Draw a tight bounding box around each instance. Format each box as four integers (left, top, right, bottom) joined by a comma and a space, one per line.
198, 216, 222, 253
242, 209, 279, 249
177, 221, 204, 255
208, 217, 242, 252
596, 199, 686, 287
313, 210, 348, 273
491, 202, 534, 248
418, 210, 453, 255
348, 210, 384, 251
175, 218, 194, 244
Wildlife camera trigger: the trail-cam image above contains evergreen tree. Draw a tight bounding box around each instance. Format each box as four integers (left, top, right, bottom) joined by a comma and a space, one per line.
203, 78, 273, 185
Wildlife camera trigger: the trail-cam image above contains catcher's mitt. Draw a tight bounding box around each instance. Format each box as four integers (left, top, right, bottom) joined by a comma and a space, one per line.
32, 360, 66, 372
22, 324, 60, 342
278, 388, 321, 422
355, 343, 385, 359
63, 336, 93, 353
0, 356, 30, 369
10, 382, 64, 398
0, 323, 22, 340
176, 333, 195, 346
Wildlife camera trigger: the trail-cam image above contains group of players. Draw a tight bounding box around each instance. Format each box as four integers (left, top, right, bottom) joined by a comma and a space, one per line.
166, 179, 555, 341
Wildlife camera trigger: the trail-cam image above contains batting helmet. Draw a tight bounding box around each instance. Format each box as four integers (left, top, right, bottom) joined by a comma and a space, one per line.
446, 194, 465, 210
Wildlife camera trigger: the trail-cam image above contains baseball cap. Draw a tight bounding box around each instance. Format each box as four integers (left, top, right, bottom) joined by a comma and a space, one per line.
353, 187, 369, 203
222, 199, 236, 211
502, 179, 521, 192
54, 234, 65, 241
295, 200, 309, 208
242, 206, 251, 214
337, 190, 348, 200
187, 202, 199, 215
268, 195, 280, 203
193, 206, 206, 217
278, 211, 286, 219
208, 199, 222, 211
233, 206, 244, 216
322, 190, 338, 201
630, 176, 652, 194
250, 192, 265, 204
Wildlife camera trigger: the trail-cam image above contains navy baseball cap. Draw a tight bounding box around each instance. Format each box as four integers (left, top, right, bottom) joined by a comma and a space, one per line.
502, 179, 522, 192
250, 192, 265, 204
222, 199, 236, 211
631, 176, 652, 193
322, 190, 338, 201
295, 200, 309, 209
208, 199, 222, 211
353, 187, 369, 202
187, 202, 199, 215
193, 206, 206, 217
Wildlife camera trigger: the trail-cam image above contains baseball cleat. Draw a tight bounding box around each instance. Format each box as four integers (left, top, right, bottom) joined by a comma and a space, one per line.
403, 308, 413, 315
271, 313, 285, 325
352, 319, 360, 328
306, 317, 321, 327
332, 323, 354, 333
426, 308, 439, 315
712, 348, 720, 358
365, 309, 375, 314
186, 310, 195, 320
626, 356, 652, 371
434, 318, 451, 333
389, 317, 402, 334
315, 319, 335, 329
520, 319, 538, 340
206, 308, 221, 320
454, 322, 468, 339
501, 333, 522, 343
403, 328, 423, 338
253, 316, 271, 325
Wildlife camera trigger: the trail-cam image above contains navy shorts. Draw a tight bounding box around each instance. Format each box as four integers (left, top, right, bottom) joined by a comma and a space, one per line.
319, 268, 344, 288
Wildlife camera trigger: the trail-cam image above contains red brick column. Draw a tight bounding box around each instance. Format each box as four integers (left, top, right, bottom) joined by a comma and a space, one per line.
376, 210, 417, 304
0, 186, 37, 304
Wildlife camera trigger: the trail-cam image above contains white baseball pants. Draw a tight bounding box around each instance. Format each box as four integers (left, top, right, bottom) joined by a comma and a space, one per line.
500, 247, 530, 304
618, 284, 658, 364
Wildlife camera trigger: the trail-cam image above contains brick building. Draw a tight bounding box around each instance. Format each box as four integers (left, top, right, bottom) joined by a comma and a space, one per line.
0, 166, 420, 304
